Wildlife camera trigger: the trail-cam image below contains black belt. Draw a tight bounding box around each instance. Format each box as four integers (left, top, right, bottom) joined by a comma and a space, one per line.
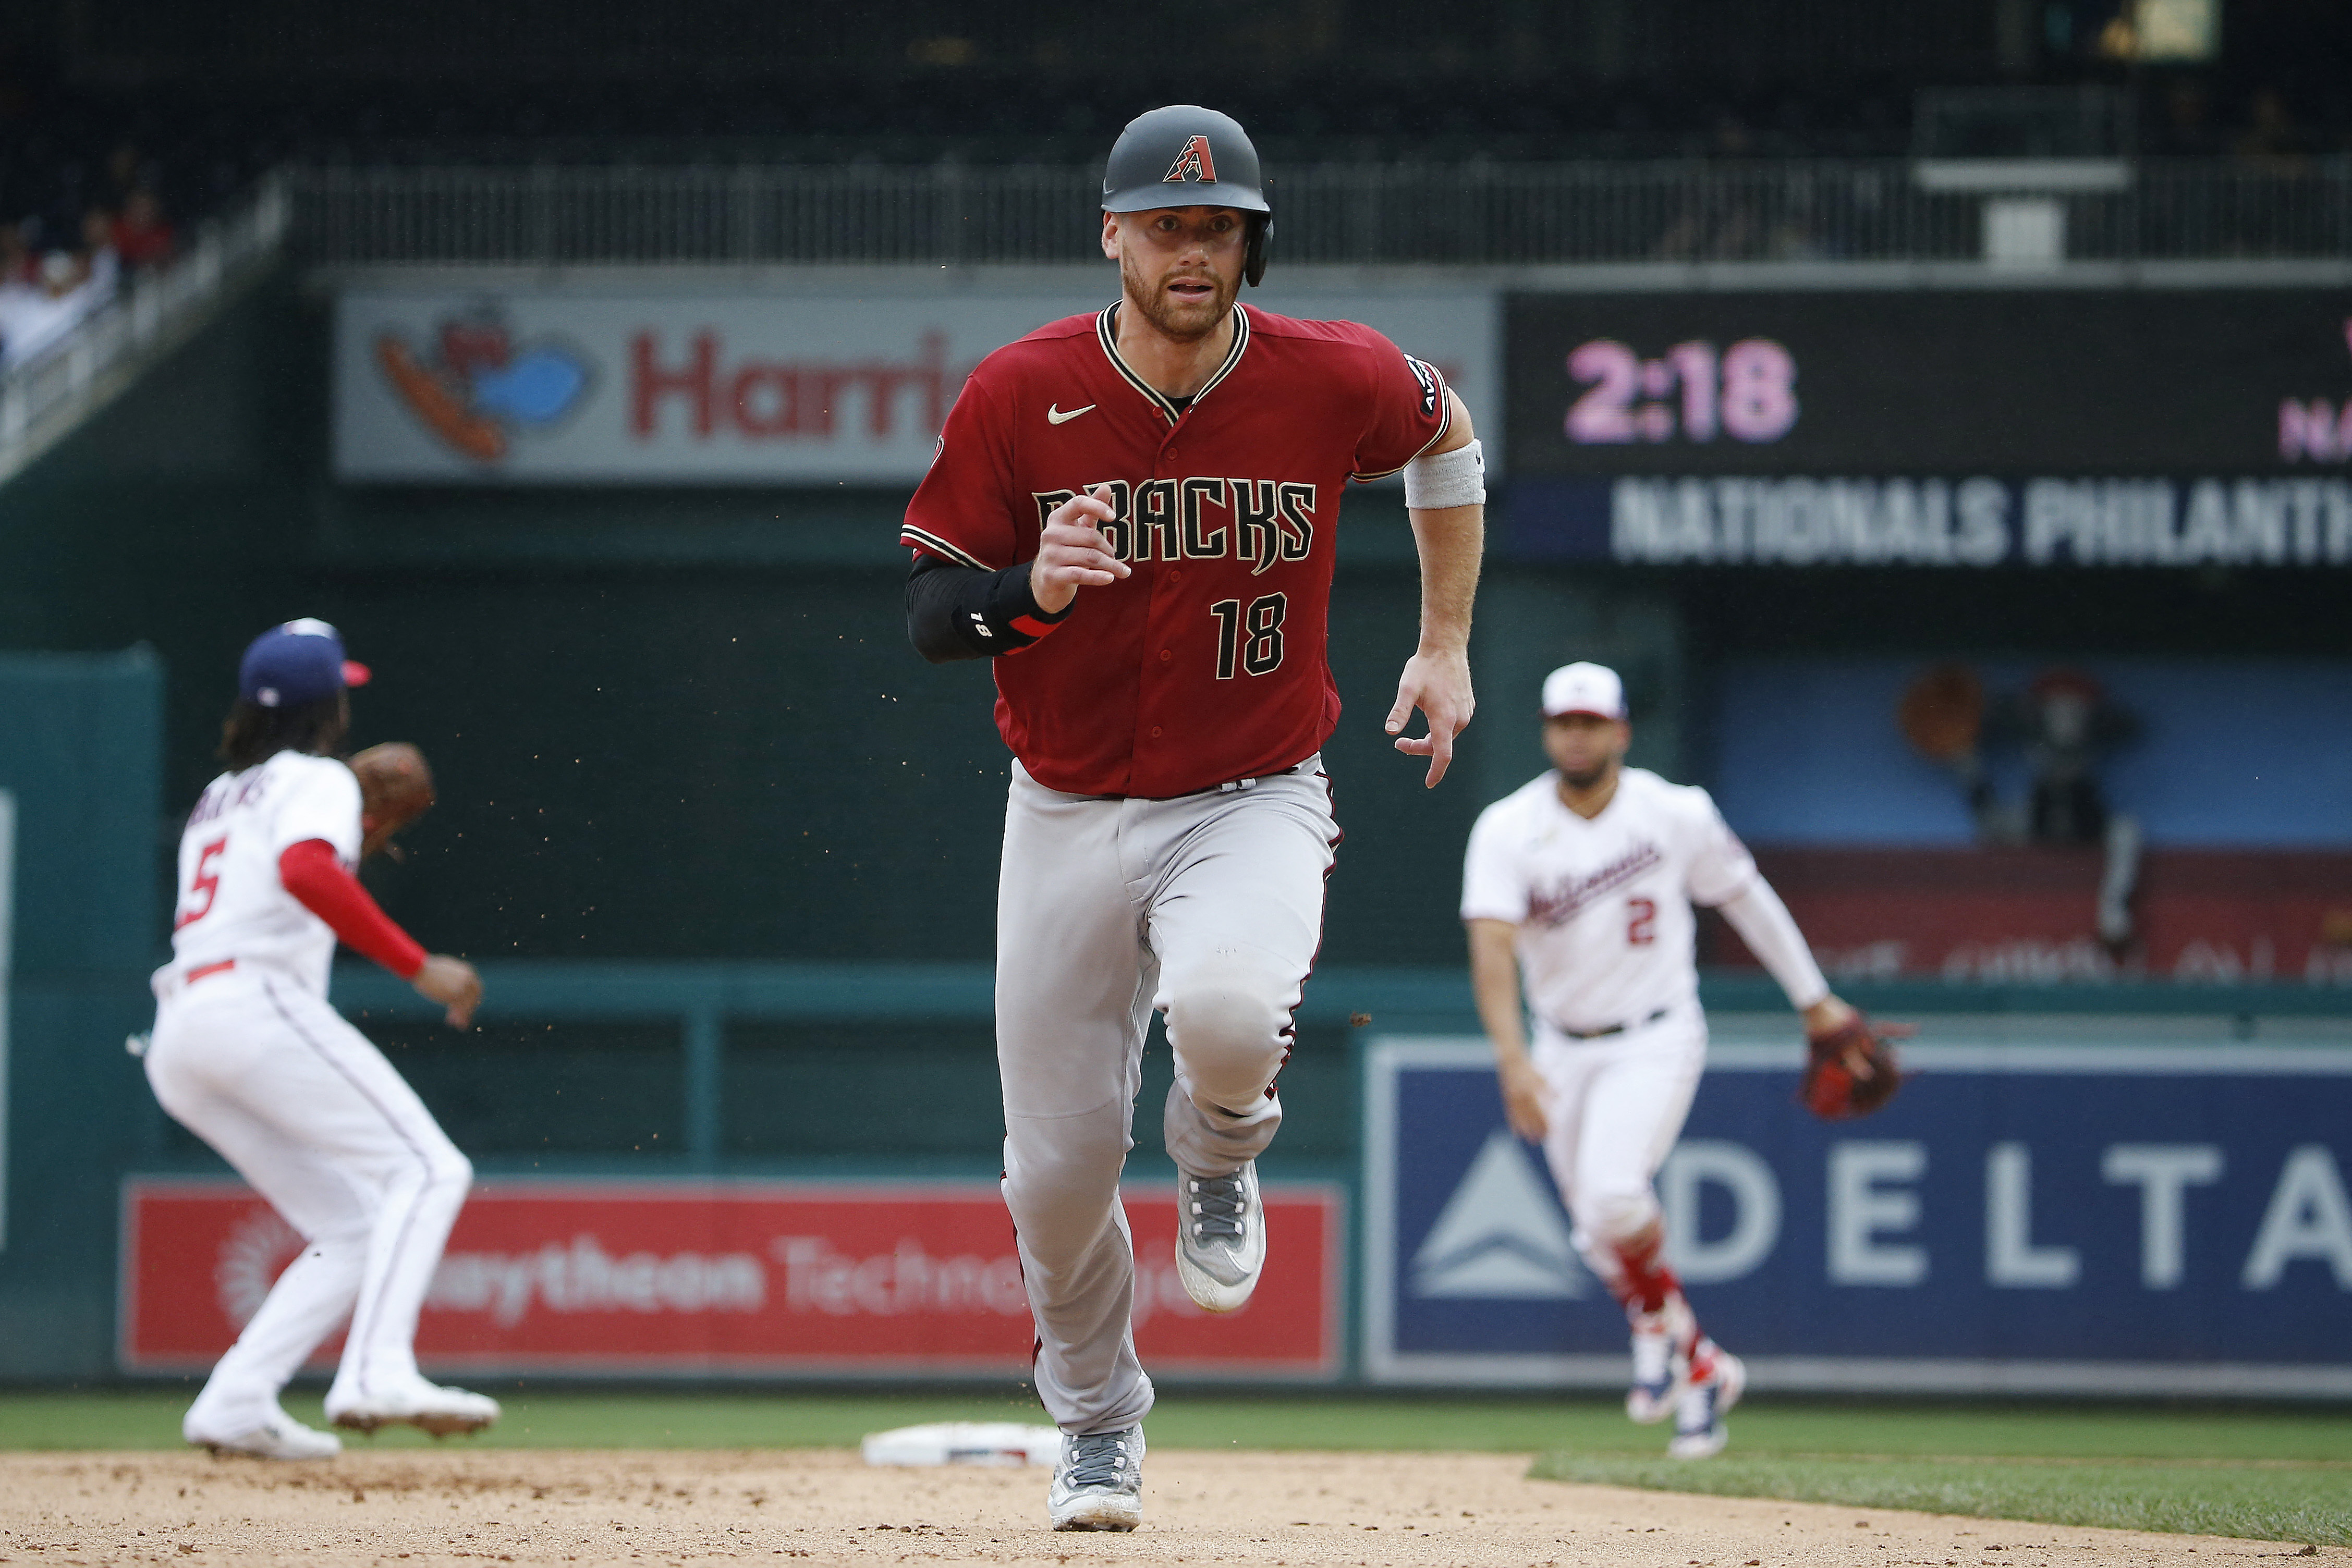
1551, 1006, 1671, 1041
1078, 763, 1307, 803
1201, 763, 1306, 797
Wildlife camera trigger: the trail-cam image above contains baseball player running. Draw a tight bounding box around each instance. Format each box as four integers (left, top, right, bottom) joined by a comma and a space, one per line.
1461, 662, 1863, 1458
145, 619, 496, 1459
903, 106, 1483, 1529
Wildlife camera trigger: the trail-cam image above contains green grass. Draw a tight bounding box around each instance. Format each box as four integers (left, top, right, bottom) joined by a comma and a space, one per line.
1529, 1452, 2352, 1548
6, 1390, 2347, 1545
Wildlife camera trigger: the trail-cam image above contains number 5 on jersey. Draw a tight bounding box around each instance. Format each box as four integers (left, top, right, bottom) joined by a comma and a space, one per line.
175, 836, 228, 930
1209, 593, 1287, 680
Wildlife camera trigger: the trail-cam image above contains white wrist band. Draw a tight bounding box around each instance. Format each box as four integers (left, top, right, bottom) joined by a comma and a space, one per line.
1403, 437, 1485, 510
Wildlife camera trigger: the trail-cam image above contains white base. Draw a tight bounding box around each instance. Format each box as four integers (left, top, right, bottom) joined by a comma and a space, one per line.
861, 1422, 1063, 1468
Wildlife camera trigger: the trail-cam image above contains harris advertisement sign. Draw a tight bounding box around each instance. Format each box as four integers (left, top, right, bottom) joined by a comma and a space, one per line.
332, 281, 1496, 485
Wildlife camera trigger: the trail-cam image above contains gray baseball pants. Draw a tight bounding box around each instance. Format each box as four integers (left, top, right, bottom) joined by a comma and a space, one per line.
996, 755, 1338, 1434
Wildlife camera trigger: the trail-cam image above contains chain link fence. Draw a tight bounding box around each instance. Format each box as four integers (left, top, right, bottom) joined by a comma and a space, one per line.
291, 159, 2352, 268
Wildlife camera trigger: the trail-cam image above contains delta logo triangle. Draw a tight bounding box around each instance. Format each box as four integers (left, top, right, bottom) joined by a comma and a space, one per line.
1410, 1131, 1590, 1299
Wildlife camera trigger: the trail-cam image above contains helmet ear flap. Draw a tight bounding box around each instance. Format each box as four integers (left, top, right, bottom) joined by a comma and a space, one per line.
1245, 214, 1270, 287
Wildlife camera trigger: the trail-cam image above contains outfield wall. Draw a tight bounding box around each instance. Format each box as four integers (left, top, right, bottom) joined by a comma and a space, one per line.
94, 966, 2352, 1398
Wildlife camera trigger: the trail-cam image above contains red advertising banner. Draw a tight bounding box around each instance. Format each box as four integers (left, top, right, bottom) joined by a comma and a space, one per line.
1708, 847, 2352, 984
119, 1179, 1342, 1379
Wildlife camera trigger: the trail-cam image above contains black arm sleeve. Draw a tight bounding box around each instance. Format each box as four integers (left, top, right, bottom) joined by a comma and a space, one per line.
904, 553, 1071, 663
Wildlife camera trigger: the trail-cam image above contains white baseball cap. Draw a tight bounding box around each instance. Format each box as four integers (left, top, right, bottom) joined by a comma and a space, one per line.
1540, 662, 1626, 720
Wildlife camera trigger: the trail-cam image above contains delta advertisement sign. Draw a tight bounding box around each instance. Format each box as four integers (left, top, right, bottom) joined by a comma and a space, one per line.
1364, 1036, 2352, 1395
332, 284, 1495, 484
119, 1179, 1342, 1379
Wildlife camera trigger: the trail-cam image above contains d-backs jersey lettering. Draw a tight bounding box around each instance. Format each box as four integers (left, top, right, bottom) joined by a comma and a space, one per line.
169, 750, 364, 996
1460, 768, 1758, 1033
901, 302, 1451, 798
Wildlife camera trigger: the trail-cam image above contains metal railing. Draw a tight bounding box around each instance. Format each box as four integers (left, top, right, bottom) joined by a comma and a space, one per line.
290, 158, 2352, 268
323, 958, 2352, 1173
0, 176, 290, 485
6, 158, 2345, 486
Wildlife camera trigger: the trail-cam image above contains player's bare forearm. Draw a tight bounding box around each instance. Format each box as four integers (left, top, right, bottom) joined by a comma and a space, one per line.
1411, 388, 1483, 653
1390, 395, 1483, 788
1467, 920, 1527, 1059
1468, 917, 1546, 1142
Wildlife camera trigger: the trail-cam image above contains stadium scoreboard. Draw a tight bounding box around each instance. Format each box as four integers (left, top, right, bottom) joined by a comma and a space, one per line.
1505, 289, 2352, 567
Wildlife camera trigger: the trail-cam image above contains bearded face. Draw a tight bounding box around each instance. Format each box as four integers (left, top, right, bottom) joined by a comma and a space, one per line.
1543, 713, 1630, 793
1106, 207, 1246, 342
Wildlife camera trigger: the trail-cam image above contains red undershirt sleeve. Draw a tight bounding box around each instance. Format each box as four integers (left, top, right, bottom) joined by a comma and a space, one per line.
278, 839, 429, 980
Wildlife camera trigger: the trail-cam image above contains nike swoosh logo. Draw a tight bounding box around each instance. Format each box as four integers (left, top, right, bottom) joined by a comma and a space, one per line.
1046, 403, 1096, 425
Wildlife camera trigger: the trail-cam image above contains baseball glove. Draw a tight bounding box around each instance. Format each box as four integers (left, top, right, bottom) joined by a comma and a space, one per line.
350, 742, 435, 861
1800, 1013, 1910, 1119
1897, 662, 1985, 765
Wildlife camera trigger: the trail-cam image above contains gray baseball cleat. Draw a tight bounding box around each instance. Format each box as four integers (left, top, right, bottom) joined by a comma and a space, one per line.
1174, 1159, 1266, 1312
1048, 1426, 1145, 1531
186, 1405, 343, 1461
1667, 1342, 1746, 1459
326, 1376, 502, 1437
1625, 1311, 1678, 1424
1626, 1296, 1696, 1424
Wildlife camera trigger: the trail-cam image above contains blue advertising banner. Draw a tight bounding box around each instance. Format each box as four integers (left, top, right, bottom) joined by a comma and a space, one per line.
1504, 475, 2352, 568
1363, 1035, 2352, 1395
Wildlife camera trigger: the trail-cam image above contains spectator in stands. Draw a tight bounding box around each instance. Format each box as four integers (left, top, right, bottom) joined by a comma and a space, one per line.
0, 222, 40, 367
0, 215, 119, 371
80, 206, 122, 298
109, 188, 174, 270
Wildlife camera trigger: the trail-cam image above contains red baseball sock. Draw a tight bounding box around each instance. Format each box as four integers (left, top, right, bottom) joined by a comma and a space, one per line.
1611, 1226, 1685, 1319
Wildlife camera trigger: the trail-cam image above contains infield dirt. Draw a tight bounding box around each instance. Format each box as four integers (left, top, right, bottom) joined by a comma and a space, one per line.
3, 1448, 2341, 1567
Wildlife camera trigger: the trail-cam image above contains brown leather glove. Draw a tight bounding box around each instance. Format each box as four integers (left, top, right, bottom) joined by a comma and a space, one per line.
349, 742, 435, 862
1800, 1013, 1909, 1119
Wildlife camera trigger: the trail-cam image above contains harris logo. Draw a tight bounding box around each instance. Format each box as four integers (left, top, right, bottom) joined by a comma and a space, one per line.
375, 312, 592, 462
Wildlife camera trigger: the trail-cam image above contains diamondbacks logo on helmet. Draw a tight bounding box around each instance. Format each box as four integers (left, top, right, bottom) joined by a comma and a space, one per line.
1163, 135, 1218, 185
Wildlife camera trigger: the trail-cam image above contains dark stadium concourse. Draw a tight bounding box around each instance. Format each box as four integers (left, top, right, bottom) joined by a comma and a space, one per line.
7, 0, 2352, 184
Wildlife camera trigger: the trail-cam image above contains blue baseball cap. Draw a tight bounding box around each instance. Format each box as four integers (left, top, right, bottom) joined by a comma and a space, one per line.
238, 618, 372, 708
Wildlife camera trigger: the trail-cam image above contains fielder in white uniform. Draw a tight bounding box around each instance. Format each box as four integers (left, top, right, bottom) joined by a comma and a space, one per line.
145, 619, 495, 1460
1460, 662, 1858, 1457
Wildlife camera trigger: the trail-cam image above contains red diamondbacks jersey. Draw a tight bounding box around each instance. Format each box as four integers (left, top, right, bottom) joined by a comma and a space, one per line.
900, 302, 1451, 798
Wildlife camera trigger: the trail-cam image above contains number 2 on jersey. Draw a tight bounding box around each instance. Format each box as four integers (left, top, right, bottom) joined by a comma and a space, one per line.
1209, 593, 1287, 680
175, 836, 228, 930
1626, 896, 1658, 947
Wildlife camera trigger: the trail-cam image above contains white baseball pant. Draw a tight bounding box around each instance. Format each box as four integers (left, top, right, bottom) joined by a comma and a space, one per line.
995, 756, 1337, 1435
1529, 1005, 1708, 1287
144, 966, 472, 1429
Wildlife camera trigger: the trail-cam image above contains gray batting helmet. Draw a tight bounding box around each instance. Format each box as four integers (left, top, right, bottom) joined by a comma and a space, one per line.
1101, 105, 1271, 286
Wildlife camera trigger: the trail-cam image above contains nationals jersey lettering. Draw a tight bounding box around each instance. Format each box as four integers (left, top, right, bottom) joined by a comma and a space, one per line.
169, 750, 364, 997
901, 302, 1450, 797
1524, 840, 1667, 928
1461, 768, 1758, 1034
